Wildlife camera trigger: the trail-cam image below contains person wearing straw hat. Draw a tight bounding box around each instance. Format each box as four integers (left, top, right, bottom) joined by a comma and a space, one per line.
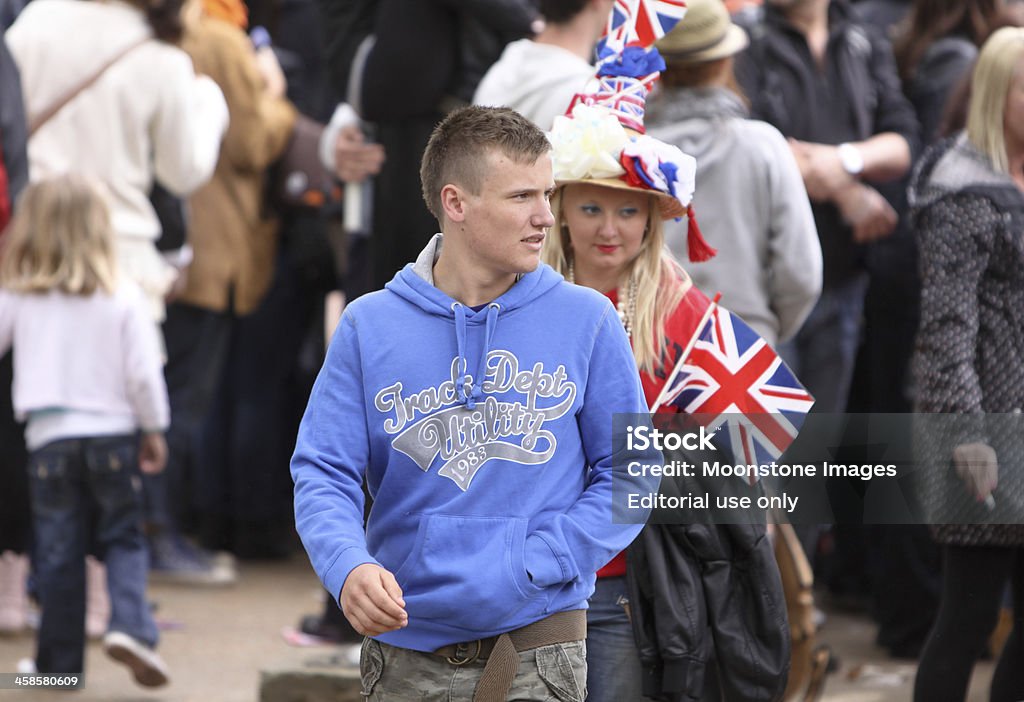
542, 43, 790, 702
646, 0, 822, 348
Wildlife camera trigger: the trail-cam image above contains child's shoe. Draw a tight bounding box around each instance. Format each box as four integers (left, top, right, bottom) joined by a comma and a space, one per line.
0, 551, 29, 634
103, 631, 170, 687
85, 556, 110, 639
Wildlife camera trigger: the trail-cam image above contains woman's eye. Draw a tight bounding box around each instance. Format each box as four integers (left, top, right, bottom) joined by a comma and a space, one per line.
620, 207, 640, 218
581, 204, 600, 215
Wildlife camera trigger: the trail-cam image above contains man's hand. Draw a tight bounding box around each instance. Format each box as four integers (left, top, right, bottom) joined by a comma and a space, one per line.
139, 433, 168, 475
834, 182, 898, 243
333, 126, 385, 184
789, 139, 855, 202
340, 563, 407, 636
953, 442, 998, 502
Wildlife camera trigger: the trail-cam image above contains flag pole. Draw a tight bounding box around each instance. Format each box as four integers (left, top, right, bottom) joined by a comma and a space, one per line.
650, 292, 722, 413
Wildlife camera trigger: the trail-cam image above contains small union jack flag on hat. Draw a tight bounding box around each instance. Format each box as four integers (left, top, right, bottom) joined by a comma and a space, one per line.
599, 0, 689, 55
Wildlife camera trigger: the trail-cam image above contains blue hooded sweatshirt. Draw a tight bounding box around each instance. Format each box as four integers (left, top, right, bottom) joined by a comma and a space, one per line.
291, 235, 659, 651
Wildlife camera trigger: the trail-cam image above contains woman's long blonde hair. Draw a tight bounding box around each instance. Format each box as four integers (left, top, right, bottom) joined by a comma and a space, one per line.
968, 26, 1024, 173
543, 186, 690, 375
0, 174, 118, 295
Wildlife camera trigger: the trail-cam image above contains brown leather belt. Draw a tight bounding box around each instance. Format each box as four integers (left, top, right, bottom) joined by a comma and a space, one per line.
432, 610, 586, 702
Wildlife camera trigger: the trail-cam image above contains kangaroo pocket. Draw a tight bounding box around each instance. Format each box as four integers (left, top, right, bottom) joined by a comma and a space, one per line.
392, 514, 546, 630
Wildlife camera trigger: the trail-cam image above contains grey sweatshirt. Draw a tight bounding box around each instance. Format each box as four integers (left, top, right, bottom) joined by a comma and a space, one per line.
647, 86, 822, 344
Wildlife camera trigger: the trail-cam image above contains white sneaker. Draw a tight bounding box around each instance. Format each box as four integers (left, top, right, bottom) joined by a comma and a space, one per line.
15, 658, 36, 674
103, 631, 170, 688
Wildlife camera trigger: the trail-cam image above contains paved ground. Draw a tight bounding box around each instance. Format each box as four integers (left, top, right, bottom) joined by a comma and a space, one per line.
0, 554, 995, 702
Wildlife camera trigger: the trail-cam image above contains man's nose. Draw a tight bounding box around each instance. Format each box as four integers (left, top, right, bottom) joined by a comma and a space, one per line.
535, 200, 555, 228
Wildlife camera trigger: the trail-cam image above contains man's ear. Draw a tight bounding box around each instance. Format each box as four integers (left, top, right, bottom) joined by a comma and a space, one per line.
441, 184, 467, 223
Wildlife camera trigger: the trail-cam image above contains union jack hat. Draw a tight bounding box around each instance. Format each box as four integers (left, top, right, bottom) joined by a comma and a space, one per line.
548, 11, 717, 262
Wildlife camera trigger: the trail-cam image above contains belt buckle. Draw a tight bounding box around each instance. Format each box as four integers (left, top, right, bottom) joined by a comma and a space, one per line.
446, 639, 482, 666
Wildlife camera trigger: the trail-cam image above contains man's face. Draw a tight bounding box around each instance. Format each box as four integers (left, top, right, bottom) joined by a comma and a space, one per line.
457, 149, 556, 277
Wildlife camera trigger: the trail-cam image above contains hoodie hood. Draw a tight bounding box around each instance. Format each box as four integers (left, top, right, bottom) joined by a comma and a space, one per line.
909, 133, 1020, 214
647, 86, 748, 174
386, 234, 565, 409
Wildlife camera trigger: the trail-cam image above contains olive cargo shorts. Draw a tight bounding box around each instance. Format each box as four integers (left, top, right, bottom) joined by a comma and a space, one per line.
359, 637, 587, 701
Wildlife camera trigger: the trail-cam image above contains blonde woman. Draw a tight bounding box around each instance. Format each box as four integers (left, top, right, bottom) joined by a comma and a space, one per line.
542, 145, 712, 396
544, 100, 789, 701
0, 175, 170, 687
543, 104, 714, 702
910, 26, 1024, 702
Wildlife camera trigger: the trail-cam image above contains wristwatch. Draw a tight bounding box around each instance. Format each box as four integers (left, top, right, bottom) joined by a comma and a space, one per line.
837, 143, 864, 176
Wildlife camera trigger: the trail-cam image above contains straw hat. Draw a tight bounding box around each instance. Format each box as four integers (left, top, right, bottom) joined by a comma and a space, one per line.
558, 174, 689, 220
549, 102, 715, 261
654, 0, 749, 64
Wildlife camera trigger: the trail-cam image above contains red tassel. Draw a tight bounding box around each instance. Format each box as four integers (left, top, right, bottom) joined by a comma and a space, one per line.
686, 205, 716, 263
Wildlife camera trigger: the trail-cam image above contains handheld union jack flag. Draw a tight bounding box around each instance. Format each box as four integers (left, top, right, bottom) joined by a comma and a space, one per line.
599, 0, 688, 55
654, 301, 814, 477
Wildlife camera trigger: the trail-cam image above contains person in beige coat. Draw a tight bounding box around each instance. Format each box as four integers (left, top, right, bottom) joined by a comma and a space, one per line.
179, 4, 296, 316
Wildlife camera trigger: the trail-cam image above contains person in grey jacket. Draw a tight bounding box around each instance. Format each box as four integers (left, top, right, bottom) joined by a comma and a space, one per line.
647, 0, 822, 346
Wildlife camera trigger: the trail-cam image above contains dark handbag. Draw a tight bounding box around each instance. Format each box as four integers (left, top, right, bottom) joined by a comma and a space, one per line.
150, 182, 187, 252
272, 113, 341, 210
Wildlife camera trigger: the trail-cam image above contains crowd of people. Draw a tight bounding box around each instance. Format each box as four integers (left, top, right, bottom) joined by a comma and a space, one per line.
2, 0, 1024, 700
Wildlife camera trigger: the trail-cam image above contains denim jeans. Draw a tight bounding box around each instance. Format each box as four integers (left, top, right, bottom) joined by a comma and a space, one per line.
778, 274, 869, 414
28, 435, 158, 674
586, 576, 648, 702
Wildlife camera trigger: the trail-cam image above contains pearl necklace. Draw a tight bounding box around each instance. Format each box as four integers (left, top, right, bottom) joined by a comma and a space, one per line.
568, 260, 637, 339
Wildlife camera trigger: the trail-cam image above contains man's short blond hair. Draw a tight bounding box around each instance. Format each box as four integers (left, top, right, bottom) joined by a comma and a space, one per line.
420, 106, 551, 222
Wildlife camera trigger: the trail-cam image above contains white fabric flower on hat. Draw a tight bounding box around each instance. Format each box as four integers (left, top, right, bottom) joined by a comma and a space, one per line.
549, 104, 628, 181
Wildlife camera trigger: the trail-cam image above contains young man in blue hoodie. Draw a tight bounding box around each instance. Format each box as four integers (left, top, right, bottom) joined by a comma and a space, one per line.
291, 105, 660, 700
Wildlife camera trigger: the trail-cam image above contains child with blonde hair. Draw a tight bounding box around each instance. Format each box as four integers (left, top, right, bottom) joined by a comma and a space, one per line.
0, 174, 171, 687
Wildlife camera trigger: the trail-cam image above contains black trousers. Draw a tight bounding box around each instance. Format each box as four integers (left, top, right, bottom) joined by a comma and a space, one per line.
914, 544, 1024, 702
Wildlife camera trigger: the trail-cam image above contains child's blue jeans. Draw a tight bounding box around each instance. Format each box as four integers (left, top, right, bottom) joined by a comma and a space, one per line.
28, 434, 158, 674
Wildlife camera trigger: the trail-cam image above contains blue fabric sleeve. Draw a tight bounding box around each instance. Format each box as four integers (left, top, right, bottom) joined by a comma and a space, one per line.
291, 310, 380, 602
523, 305, 660, 587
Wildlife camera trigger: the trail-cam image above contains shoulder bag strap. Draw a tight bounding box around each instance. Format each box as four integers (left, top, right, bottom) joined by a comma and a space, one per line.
29, 38, 149, 137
